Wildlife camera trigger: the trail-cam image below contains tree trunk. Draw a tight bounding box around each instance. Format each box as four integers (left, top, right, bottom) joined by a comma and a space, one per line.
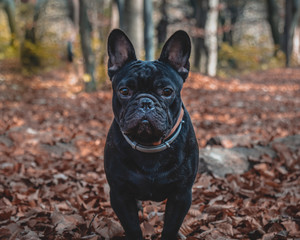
266, 0, 281, 55
22, 0, 48, 44
97, 0, 113, 83
205, 0, 219, 77
283, 0, 300, 67
220, 1, 240, 46
123, 0, 143, 58
79, 0, 96, 92
115, 0, 125, 29
144, 0, 154, 60
191, 0, 208, 72
66, 0, 79, 62
156, 0, 168, 48
3, 0, 16, 45
292, 24, 300, 63
21, 0, 48, 70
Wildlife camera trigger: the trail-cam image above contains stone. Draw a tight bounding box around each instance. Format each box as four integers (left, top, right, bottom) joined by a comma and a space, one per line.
199, 135, 300, 178
199, 147, 250, 178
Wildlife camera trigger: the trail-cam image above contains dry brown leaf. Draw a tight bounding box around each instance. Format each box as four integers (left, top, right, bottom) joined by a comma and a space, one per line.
51, 211, 84, 234
95, 217, 124, 239
141, 221, 156, 237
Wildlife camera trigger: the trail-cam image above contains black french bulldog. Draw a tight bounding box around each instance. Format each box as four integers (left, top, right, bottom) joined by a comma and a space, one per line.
104, 29, 199, 240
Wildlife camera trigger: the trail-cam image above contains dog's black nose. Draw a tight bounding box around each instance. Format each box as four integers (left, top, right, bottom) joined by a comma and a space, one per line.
140, 98, 154, 111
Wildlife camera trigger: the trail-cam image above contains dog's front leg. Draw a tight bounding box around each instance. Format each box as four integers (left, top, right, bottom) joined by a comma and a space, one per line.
110, 190, 143, 240
161, 190, 192, 240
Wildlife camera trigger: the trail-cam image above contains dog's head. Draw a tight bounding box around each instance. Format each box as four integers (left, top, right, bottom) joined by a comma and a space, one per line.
107, 29, 191, 145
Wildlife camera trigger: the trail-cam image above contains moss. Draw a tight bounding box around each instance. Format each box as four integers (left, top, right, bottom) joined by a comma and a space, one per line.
218, 42, 285, 77
20, 39, 63, 74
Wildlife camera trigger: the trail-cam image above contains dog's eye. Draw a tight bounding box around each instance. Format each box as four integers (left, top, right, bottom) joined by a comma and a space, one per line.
119, 87, 129, 96
162, 88, 173, 97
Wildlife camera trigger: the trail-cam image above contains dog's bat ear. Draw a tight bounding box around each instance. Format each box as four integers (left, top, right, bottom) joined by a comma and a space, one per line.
158, 30, 191, 80
107, 29, 137, 78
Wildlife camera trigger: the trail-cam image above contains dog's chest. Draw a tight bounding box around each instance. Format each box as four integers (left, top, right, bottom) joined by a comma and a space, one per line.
112, 154, 178, 201
127, 169, 177, 201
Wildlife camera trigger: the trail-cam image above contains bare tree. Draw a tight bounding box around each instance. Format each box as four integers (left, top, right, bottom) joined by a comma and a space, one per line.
123, 0, 143, 58
205, 0, 219, 76
0, 0, 16, 45
191, 0, 209, 73
219, 0, 242, 46
20, 0, 48, 69
283, 0, 300, 66
115, 0, 125, 29
66, 0, 79, 62
156, 0, 168, 49
292, 20, 300, 63
79, 0, 96, 92
144, 0, 154, 60
266, 0, 281, 54
68, 0, 113, 89
266, 0, 300, 66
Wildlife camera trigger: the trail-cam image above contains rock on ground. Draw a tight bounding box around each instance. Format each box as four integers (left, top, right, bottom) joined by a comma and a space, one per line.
199, 134, 300, 178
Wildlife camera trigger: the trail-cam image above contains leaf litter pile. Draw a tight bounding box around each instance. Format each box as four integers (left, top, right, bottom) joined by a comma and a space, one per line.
0, 60, 299, 239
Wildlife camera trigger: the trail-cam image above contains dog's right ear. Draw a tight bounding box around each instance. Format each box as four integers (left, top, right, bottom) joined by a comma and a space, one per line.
107, 29, 137, 78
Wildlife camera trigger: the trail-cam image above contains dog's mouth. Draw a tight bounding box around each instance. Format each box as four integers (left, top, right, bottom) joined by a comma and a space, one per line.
138, 118, 151, 133
121, 117, 167, 145
120, 111, 170, 145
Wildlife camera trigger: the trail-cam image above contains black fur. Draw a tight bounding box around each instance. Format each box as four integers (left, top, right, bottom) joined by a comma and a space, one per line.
105, 29, 199, 240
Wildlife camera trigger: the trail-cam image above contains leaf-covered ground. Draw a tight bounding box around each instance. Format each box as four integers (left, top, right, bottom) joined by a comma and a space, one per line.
0, 59, 299, 239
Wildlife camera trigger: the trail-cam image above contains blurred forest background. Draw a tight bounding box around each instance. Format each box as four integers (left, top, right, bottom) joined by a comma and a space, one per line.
1, 0, 300, 91
1, 0, 300, 239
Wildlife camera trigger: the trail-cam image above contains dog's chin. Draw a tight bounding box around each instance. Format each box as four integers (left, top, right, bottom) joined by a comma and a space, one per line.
121, 120, 167, 145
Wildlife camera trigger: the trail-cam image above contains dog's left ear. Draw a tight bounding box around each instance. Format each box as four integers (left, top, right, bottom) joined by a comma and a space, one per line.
158, 30, 191, 80
107, 29, 137, 78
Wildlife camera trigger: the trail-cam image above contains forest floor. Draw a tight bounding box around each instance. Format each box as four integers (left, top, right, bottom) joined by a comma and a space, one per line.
0, 59, 299, 239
